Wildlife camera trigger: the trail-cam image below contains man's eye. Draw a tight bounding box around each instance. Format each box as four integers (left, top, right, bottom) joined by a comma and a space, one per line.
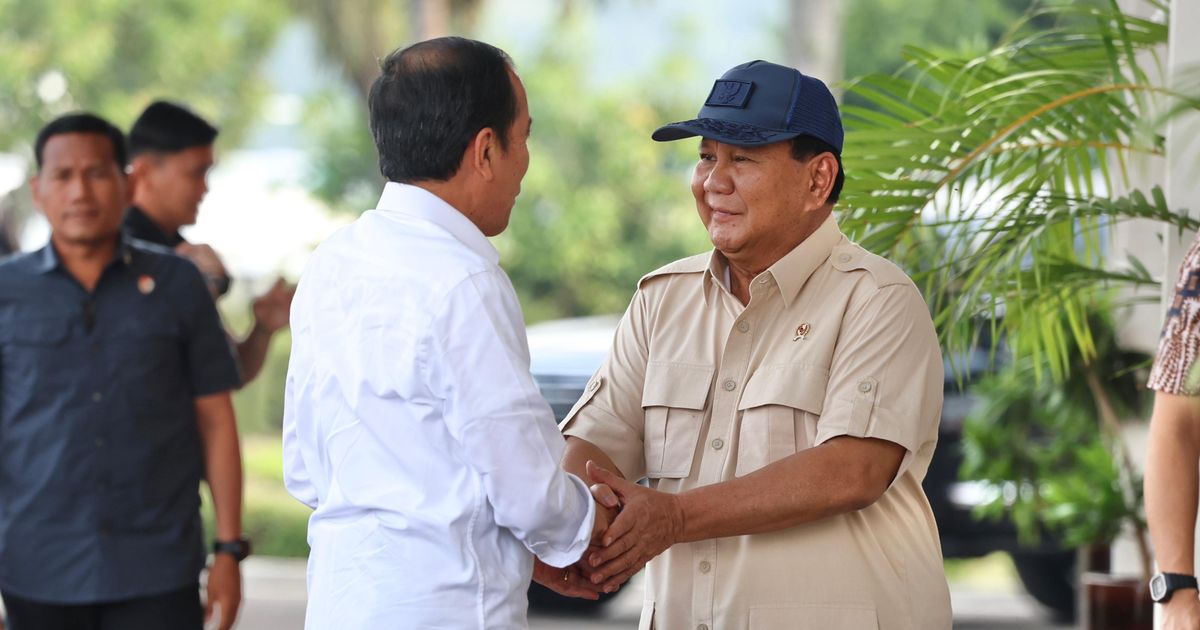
733, 155, 750, 162
698, 153, 715, 161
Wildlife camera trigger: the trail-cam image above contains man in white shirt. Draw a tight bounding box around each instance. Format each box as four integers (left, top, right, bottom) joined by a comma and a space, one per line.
283, 37, 613, 628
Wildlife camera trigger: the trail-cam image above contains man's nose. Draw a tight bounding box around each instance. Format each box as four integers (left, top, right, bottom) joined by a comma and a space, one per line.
67, 174, 93, 201
703, 160, 734, 195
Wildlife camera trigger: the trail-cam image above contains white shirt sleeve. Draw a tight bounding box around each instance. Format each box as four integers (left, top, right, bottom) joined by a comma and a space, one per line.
424, 269, 595, 567
282, 295, 320, 510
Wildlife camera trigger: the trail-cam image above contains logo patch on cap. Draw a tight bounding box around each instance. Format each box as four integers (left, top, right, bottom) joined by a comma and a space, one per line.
705, 80, 753, 108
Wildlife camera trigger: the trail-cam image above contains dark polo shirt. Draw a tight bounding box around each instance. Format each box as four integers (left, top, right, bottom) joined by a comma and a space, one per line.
0, 236, 240, 603
122, 205, 184, 248
122, 206, 230, 298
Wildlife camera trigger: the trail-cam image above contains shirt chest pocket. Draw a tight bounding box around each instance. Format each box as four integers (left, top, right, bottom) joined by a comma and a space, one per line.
641, 361, 714, 479
1, 318, 73, 372
735, 364, 829, 477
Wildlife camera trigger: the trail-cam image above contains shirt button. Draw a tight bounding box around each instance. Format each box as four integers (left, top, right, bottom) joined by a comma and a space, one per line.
711, 438, 724, 450
736, 321, 750, 333
859, 381, 873, 393
699, 560, 712, 573
756, 276, 769, 285
91, 392, 102, 402
839, 253, 852, 263
588, 380, 600, 392
722, 379, 736, 391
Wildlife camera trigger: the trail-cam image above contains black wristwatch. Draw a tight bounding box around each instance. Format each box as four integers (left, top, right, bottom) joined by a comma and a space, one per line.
212, 537, 253, 563
1149, 572, 1198, 603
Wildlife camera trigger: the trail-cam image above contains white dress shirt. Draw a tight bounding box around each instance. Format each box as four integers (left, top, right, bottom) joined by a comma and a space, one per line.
283, 183, 596, 629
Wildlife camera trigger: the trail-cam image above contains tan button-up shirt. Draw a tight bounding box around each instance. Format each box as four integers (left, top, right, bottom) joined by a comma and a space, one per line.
561, 215, 952, 630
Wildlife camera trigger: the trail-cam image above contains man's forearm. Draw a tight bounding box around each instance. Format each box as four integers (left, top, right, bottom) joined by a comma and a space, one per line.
235, 325, 272, 386
1146, 393, 1200, 573
563, 436, 625, 481
196, 393, 244, 541
675, 436, 903, 542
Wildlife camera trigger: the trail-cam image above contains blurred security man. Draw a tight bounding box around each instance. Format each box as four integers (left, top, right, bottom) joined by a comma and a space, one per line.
0, 113, 246, 630
124, 100, 292, 386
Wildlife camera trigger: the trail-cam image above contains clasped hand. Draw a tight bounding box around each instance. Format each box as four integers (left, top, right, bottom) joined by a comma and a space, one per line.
533, 461, 683, 599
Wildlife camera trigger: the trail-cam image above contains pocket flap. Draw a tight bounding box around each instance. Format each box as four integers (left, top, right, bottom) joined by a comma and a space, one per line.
641, 361, 714, 410
738, 363, 829, 414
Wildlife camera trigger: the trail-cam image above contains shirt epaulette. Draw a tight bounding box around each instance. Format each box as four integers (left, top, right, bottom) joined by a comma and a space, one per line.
638, 252, 711, 289
831, 242, 912, 289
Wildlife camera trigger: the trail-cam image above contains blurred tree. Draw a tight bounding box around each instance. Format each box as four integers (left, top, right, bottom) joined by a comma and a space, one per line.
288, 0, 487, 216
497, 25, 711, 321
0, 0, 287, 154
289, 0, 484, 101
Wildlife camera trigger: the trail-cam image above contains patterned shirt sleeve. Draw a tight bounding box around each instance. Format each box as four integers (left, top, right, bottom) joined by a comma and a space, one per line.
1148, 233, 1200, 395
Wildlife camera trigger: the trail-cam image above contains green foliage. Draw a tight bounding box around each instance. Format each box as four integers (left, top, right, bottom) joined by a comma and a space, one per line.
839, 0, 1197, 379
960, 310, 1151, 548
497, 36, 711, 321
842, 0, 1047, 82
0, 0, 287, 155
203, 436, 311, 558
302, 90, 383, 215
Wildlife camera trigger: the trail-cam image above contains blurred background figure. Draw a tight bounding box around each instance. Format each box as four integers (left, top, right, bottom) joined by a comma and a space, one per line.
0, 113, 247, 630
0, 193, 17, 257
124, 100, 294, 387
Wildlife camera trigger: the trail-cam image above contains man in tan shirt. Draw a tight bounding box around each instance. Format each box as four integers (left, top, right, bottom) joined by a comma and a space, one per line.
559, 60, 952, 629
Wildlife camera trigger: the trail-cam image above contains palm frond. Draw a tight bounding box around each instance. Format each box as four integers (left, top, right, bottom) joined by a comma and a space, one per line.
839, 0, 1197, 376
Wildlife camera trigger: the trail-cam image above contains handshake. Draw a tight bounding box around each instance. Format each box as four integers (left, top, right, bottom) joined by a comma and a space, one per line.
532, 461, 685, 600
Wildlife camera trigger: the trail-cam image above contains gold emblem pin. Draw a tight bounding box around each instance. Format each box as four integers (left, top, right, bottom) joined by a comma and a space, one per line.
793, 323, 811, 341
137, 274, 156, 295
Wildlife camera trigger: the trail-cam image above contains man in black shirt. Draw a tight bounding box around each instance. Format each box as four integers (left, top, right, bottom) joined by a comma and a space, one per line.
0, 113, 247, 630
123, 101, 292, 386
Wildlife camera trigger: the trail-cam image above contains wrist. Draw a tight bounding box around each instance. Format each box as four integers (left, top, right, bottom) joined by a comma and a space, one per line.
1163, 589, 1200, 609
213, 536, 252, 562
669, 494, 687, 545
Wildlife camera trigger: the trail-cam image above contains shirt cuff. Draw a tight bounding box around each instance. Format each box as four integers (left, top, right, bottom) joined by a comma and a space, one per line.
526, 472, 595, 568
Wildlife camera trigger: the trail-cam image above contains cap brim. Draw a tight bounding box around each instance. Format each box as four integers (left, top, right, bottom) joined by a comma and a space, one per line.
651, 118, 800, 146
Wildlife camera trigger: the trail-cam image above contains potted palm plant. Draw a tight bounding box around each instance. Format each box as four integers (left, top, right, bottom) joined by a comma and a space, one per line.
961, 308, 1153, 627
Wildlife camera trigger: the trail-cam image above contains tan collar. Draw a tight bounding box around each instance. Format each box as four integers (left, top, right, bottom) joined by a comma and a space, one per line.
704, 214, 844, 307
769, 213, 844, 307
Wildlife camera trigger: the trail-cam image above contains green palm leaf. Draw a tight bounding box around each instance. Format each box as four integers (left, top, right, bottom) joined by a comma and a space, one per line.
839, 0, 1197, 380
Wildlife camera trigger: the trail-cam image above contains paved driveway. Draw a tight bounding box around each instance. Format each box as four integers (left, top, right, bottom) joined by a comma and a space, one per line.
236, 557, 1072, 629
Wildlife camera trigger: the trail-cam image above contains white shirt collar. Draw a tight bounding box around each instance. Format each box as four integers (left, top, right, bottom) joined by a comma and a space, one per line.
375, 182, 499, 265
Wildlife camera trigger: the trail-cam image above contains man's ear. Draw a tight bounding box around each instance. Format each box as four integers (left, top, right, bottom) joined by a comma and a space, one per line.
118, 171, 133, 207
469, 127, 498, 182
28, 174, 42, 210
807, 152, 838, 207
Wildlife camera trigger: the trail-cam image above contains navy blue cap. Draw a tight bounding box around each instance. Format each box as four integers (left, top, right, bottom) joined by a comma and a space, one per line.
652, 60, 843, 153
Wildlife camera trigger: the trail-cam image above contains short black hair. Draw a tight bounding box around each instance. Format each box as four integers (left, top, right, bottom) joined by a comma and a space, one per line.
34, 112, 128, 171
369, 37, 518, 183
791, 135, 844, 205
128, 100, 218, 158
